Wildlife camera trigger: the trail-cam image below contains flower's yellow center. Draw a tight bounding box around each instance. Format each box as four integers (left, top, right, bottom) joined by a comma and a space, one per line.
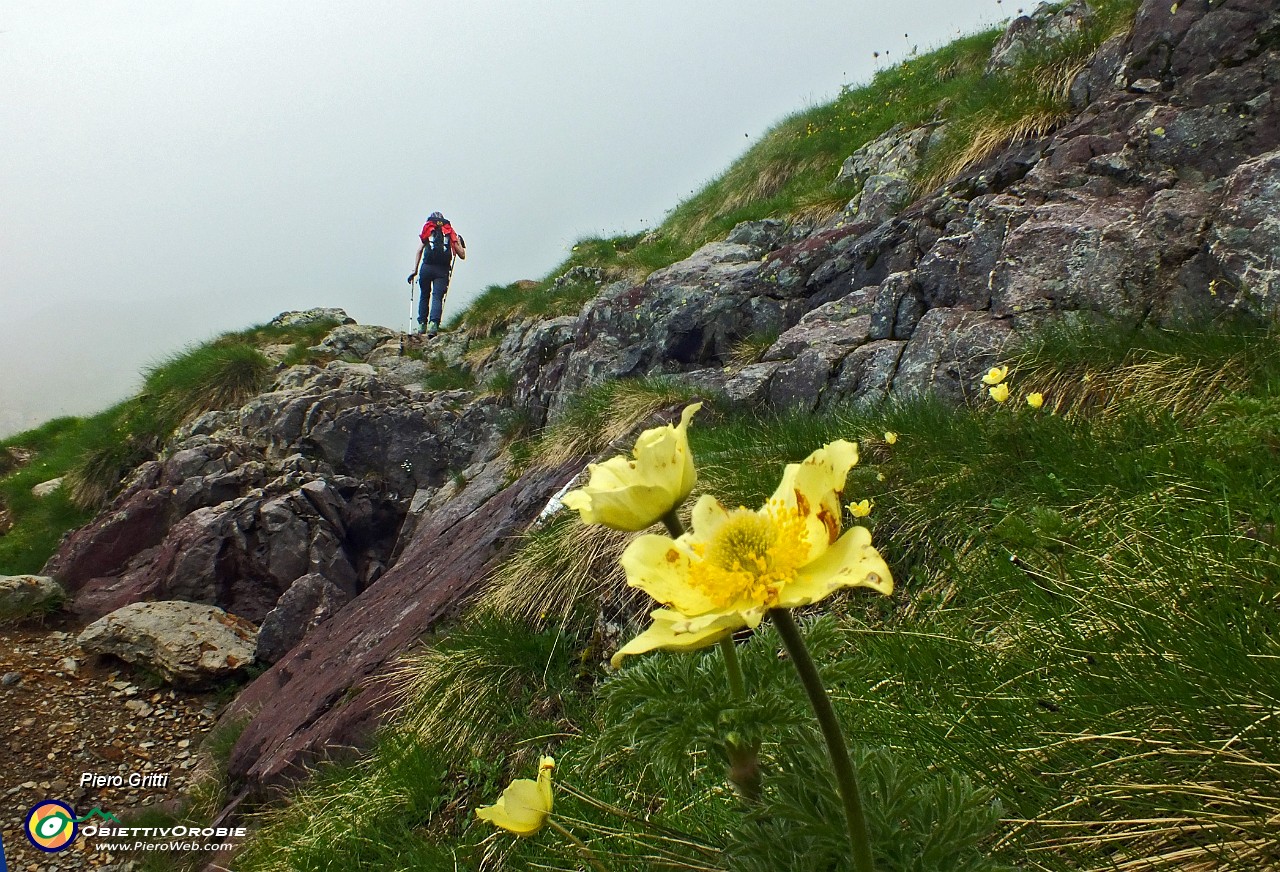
687, 503, 810, 609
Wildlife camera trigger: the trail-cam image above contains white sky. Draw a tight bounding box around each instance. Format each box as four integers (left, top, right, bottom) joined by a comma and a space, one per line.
1, 0, 1011, 437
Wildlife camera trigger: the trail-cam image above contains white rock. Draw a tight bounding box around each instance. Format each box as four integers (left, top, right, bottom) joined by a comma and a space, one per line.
30, 477, 64, 498
77, 601, 257, 686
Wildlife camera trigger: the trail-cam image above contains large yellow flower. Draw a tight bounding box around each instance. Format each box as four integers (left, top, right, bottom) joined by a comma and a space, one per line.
562, 403, 702, 531
612, 440, 893, 668
475, 756, 556, 837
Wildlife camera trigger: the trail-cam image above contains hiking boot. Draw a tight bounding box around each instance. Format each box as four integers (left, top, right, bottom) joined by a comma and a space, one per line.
417, 322, 429, 335
427, 321, 439, 338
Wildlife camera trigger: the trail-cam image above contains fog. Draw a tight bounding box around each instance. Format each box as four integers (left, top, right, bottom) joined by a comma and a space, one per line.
1, 0, 1010, 437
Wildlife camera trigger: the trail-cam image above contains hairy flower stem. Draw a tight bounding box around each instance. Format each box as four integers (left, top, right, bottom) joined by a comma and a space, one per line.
661, 506, 761, 801
719, 636, 746, 699
770, 607, 875, 872
547, 820, 607, 872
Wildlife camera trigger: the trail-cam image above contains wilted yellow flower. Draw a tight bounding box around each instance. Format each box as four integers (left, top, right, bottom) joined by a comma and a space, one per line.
612, 440, 892, 668
476, 756, 556, 836
562, 403, 701, 531
883, 431, 898, 445
989, 383, 1010, 403
1026, 392, 1044, 409
982, 366, 1009, 386
848, 498, 873, 518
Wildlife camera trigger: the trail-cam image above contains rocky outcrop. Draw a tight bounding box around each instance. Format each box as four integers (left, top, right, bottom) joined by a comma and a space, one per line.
222, 456, 584, 790
77, 601, 257, 686
479, 0, 1279, 422
46, 359, 505, 626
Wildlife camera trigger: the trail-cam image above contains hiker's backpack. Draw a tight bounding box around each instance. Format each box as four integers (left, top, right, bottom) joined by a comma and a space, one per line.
424, 221, 454, 267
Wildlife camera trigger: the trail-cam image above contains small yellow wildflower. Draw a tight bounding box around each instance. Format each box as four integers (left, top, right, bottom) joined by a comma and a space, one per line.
982, 366, 1009, 386
989, 383, 1011, 403
562, 403, 701, 531
884, 431, 898, 445
476, 757, 556, 836
612, 440, 892, 668
1026, 392, 1044, 409
848, 498, 873, 518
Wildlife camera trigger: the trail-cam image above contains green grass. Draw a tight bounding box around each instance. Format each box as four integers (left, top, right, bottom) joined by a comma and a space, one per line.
454, 0, 1141, 342
228, 320, 1280, 871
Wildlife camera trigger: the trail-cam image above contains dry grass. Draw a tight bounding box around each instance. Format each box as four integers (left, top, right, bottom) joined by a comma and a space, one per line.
916, 107, 1067, 195
530, 380, 702, 470
476, 520, 637, 627
1013, 349, 1251, 423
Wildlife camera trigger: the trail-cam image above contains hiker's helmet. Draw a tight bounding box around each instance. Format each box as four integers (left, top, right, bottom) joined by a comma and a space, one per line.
429, 211, 445, 222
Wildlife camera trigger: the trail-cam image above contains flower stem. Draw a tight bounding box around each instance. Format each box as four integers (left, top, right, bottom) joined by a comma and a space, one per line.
547, 819, 607, 872
719, 636, 746, 700
769, 608, 875, 872
660, 508, 685, 539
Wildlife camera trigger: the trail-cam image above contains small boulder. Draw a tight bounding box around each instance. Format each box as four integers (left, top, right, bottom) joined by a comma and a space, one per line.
30, 477, 64, 498
0, 574, 65, 622
269, 308, 355, 329
255, 573, 353, 665
77, 601, 257, 686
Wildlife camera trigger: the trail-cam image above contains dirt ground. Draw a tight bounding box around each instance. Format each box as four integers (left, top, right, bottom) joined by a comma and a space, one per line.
1, 613, 224, 871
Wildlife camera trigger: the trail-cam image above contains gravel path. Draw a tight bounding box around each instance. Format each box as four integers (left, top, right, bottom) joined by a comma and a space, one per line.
1, 615, 223, 871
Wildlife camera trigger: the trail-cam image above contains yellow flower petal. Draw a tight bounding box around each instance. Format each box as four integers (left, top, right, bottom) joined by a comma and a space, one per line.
689, 493, 732, 541
475, 757, 556, 836
1026, 392, 1044, 409
883, 431, 898, 445
848, 498, 873, 518
610, 609, 740, 669
781, 525, 893, 608
562, 403, 702, 531
982, 366, 1009, 386
620, 534, 717, 616
769, 439, 857, 559
989, 382, 1010, 403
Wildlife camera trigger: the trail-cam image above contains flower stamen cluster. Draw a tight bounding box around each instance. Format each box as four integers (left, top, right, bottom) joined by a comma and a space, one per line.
686, 503, 810, 610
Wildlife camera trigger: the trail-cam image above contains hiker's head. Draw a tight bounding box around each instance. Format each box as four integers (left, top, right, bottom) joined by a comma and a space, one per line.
429, 211, 445, 223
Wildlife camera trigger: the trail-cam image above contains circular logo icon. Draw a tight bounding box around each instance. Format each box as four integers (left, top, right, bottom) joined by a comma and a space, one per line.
25, 800, 78, 852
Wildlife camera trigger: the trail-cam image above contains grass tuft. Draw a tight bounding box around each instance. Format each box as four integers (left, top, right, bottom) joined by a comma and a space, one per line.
528, 377, 707, 470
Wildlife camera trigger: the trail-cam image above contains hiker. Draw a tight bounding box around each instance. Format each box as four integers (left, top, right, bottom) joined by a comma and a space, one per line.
407, 211, 466, 337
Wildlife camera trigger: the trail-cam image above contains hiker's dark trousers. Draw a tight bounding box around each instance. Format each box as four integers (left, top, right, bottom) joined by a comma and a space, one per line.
418, 264, 450, 326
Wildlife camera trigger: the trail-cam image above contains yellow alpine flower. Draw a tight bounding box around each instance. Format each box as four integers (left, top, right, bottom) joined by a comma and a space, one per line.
848, 498, 873, 518
612, 440, 892, 668
982, 366, 1009, 386
883, 431, 898, 445
475, 756, 556, 837
1026, 392, 1044, 409
989, 383, 1011, 403
562, 403, 702, 531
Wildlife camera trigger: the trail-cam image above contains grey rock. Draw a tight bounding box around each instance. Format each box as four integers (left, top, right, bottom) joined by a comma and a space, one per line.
726, 219, 786, 250
308, 324, 398, 360
1, 672, 20, 686
77, 601, 256, 686
255, 573, 352, 665
269, 308, 355, 329
834, 124, 939, 224
986, 0, 1096, 74
1208, 148, 1280, 315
